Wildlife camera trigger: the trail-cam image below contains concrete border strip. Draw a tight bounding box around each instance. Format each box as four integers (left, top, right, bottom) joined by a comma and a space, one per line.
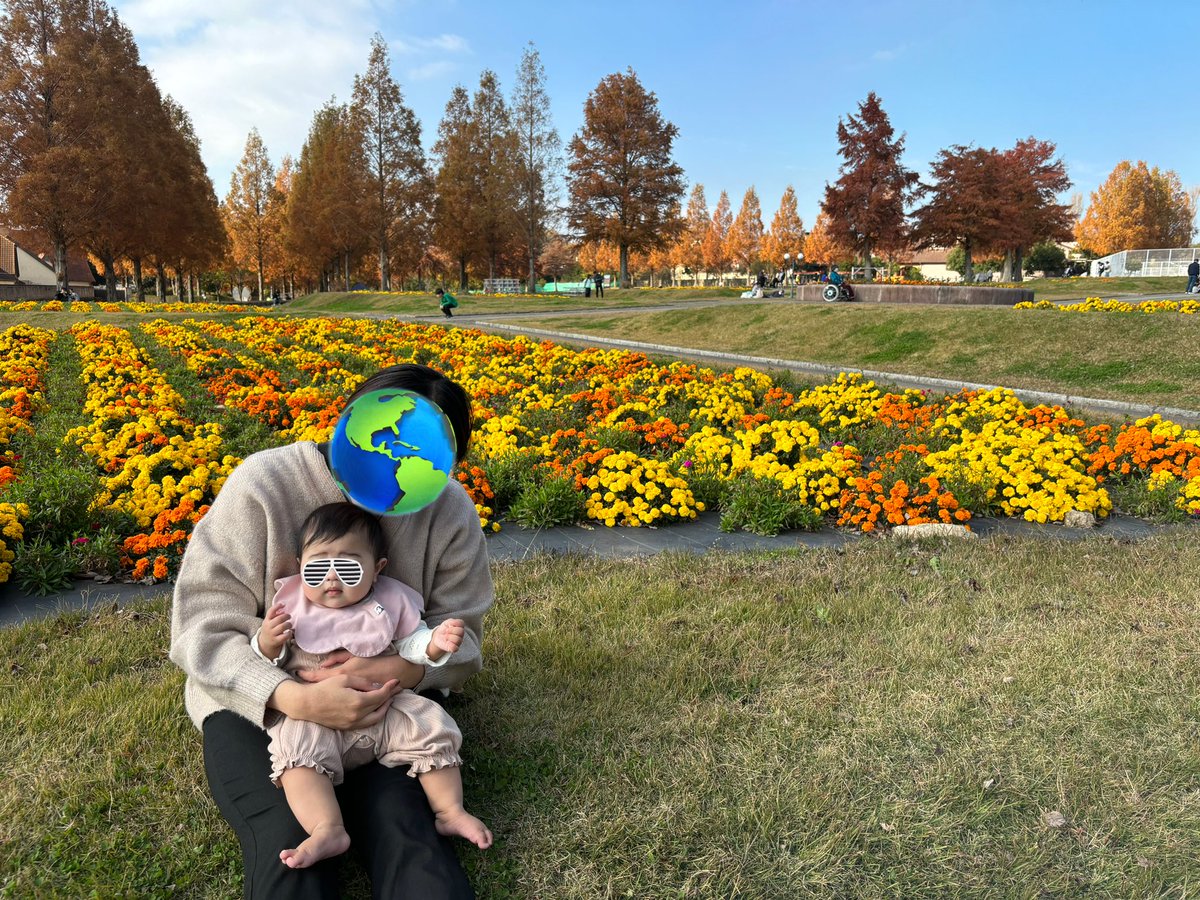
473, 320, 1200, 426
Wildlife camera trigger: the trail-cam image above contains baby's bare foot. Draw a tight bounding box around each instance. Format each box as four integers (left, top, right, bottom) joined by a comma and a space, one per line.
435, 807, 493, 849
279, 823, 350, 868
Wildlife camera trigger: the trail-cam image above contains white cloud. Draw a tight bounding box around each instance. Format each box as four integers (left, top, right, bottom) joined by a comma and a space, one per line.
110, 1, 469, 193
393, 33, 469, 55
405, 59, 458, 81
871, 45, 907, 62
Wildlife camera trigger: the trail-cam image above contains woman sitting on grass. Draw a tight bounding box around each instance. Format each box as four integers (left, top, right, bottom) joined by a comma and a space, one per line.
255, 501, 492, 868
170, 363, 491, 899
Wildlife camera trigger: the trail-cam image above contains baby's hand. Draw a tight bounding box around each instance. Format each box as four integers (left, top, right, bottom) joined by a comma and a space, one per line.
258, 601, 292, 660
429, 618, 465, 657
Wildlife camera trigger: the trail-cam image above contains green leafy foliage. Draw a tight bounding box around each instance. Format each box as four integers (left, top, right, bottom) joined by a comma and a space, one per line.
507, 472, 586, 527
718, 473, 823, 535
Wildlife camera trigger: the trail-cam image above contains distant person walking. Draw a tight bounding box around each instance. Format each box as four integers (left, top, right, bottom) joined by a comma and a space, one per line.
435, 287, 458, 318
1187, 258, 1199, 294
593, 272, 604, 298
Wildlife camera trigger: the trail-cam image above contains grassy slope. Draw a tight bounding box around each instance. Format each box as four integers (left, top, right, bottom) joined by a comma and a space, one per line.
3, 532, 1199, 897
286, 287, 742, 317
507, 302, 1200, 410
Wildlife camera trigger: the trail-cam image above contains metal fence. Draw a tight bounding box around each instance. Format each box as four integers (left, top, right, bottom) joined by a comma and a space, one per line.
482, 277, 523, 294
1092, 248, 1200, 277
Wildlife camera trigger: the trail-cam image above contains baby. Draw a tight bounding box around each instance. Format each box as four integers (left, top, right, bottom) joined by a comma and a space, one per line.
254, 501, 492, 868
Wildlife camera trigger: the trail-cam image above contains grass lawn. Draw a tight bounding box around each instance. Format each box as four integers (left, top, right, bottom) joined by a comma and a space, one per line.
505, 302, 1200, 411
286, 287, 745, 317
1021, 275, 1189, 301
287, 276, 1189, 317
4, 532, 1200, 897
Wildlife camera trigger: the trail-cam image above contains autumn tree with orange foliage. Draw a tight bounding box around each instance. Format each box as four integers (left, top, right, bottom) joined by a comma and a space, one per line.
143, 97, 225, 301
822, 92, 917, 281
537, 236, 577, 285
432, 86, 475, 288
803, 211, 851, 269
568, 69, 684, 287
995, 138, 1073, 281
911, 145, 1016, 284
762, 185, 805, 275
512, 42, 562, 292
351, 33, 429, 291
0, 0, 106, 290
671, 184, 709, 287
285, 101, 369, 292
225, 129, 277, 301
577, 240, 619, 275
1075, 160, 1196, 256
726, 187, 764, 281
264, 156, 300, 295
702, 190, 733, 285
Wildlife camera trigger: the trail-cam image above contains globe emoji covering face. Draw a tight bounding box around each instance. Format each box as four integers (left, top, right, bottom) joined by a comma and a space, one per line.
329, 389, 457, 515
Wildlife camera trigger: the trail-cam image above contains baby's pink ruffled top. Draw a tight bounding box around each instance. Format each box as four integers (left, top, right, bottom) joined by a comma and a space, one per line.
272, 574, 423, 656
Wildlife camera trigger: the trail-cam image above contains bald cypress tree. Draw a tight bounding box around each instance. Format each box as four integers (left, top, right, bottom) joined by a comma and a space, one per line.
351, 33, 429, 290
567, 69, 684, 287
821, 92, 917, 281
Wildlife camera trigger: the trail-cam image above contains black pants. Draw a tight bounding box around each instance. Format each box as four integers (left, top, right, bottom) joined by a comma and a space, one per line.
203, 710, 473, 899
595, 283, 603, 297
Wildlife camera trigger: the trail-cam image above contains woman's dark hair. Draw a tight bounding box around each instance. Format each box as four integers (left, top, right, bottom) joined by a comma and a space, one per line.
346, 363, 472, 462
299, 502, 388, 561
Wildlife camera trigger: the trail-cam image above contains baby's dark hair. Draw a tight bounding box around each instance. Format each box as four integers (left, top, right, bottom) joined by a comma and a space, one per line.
299, 502, 388, 561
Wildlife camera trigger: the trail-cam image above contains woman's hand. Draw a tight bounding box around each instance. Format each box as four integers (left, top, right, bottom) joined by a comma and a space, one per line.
270, 675, 401, 730
297, 650, 424, 690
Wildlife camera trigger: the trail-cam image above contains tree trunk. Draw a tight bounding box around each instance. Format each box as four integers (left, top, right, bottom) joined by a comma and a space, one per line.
458, 255, 467, 291
54, 239, 68, 293
619, 244, 629, 288
379, 231, 390, 291
257, 259, 264, 302
342, 252, 350, 292
132, 257, 145, 302
101, 248, 117, 302
1013, 247, 1024, 282
862, 240, 873, 282
1001, 249, 1014, 283
962, 239, 974, 285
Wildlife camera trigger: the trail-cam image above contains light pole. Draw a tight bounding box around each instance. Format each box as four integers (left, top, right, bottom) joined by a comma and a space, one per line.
783, 253, 791, 284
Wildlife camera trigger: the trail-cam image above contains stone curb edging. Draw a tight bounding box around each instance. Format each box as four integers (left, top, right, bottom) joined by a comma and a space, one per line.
472, 320, 1200, 426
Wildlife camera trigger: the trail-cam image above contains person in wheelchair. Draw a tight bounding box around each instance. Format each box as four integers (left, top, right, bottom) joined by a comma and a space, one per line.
828, 266, 854, 299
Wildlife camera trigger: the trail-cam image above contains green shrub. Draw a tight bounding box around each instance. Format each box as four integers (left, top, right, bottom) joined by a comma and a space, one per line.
1107, 476, 1190, 523
14, 537, 77, 596
4, 466, 100, 546
508, 473, 586, 528
481, 448, 543, 514
70, 526, 126, 577
718, 474, 823, 535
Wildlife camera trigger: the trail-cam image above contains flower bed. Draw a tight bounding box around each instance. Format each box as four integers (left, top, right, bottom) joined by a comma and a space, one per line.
1, 314, 1197, 583
1016, 297, 1200, 315
0, 324, 54, 582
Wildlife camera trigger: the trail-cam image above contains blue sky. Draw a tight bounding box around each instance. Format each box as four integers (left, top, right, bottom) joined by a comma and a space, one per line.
112, 0, 1198, 234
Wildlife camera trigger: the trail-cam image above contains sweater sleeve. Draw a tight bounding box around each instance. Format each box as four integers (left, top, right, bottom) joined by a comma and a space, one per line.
414, 484, 494, 694
169, 458, 292, 727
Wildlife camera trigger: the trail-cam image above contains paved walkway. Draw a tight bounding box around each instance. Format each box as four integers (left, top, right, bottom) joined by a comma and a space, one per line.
0, 512, 1180, 628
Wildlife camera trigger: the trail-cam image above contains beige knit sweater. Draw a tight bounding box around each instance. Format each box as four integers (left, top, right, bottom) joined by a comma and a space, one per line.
169, 441, 493, 730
